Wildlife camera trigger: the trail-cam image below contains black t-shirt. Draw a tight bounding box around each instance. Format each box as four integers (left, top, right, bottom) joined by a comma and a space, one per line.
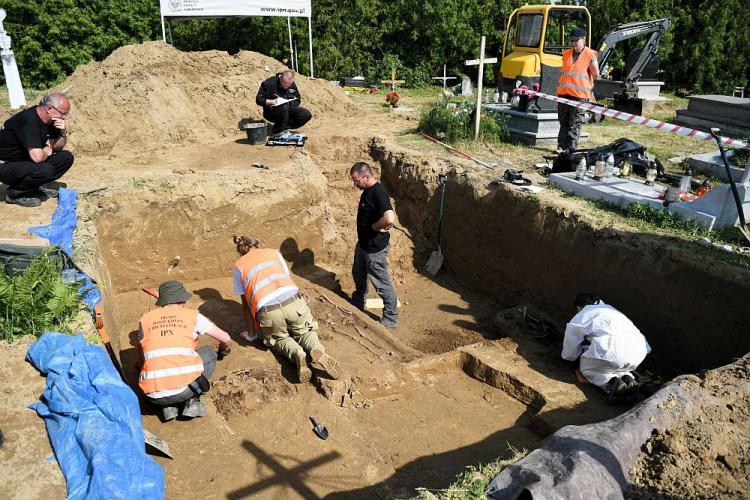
356, 181, 393, 253
0, 106, 60, 162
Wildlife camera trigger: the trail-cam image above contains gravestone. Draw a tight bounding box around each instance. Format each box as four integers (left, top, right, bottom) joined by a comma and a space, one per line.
676, 95, 750, 139
461, 76, 473, 96
483, 104, 588, 147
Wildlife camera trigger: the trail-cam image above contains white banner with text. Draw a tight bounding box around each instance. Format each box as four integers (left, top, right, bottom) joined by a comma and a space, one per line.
160, 0, 311, 18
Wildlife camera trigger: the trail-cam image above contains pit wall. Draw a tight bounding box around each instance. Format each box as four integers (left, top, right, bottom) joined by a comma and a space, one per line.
371, 138, 750, 372
94, 160, 328, 294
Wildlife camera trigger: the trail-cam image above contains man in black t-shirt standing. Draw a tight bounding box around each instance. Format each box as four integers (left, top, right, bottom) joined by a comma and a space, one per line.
0, 92, 75, 207
349, 161, 399, 328
256, 70, 312, 135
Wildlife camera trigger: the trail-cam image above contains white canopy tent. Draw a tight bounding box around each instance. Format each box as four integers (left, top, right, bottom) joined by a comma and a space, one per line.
159, 0, 314, 77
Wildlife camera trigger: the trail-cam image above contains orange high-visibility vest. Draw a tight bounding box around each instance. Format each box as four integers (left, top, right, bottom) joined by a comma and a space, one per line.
557, 47, 597, 99
234, 248, 297, 317
138, 305, 203, 394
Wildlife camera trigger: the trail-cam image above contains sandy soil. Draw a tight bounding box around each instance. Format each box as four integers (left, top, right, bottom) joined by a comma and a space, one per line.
628, 357, 750, 498
0, 339, 66, 499
0, 42, 748, 499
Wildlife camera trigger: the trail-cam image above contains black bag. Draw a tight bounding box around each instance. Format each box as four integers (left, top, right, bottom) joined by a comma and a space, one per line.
551, 138, 664, 177
0, 244, 75, 277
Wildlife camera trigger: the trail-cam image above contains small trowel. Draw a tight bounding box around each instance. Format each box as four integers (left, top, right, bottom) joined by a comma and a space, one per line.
310, 417, 329, 440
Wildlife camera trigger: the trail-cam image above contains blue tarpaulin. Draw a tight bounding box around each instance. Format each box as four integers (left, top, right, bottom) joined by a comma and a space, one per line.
27, 333, 164, 499
28, 187, 101, 309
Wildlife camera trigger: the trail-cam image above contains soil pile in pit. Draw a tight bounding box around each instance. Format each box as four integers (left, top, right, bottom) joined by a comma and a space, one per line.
56, 41, 358, 156
628, 356, 750, 498
211, 367, 298, 419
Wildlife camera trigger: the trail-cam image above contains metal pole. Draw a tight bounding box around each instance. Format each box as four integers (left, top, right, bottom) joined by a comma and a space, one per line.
161, 14, 166, 43
308, 15, 314, 77
474, 36, 485, 140
287, 17, 293, 69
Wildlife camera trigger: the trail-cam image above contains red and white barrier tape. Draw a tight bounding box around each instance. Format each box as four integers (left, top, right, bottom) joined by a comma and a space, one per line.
520, 89, 750, 151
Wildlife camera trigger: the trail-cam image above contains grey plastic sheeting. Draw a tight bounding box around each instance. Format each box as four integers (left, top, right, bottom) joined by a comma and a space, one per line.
485, 374, 711, 500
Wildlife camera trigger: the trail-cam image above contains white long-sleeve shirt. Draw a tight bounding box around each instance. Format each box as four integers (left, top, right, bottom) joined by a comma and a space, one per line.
562, 301, 651, 366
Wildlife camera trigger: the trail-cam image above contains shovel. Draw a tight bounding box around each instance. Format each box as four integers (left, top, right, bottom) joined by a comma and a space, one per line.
424, 174, 447, 275
710, 128, 750, 243
310, 416, 329, 440
93, 304, 173, 459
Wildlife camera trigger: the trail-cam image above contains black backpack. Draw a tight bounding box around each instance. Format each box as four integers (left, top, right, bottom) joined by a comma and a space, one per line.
0, 244, 76, 277
551, 138, 664, 177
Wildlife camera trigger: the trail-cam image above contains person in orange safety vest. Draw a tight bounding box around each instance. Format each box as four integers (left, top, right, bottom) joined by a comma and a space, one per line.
233, 235, 340, 384
557, 27, 600, 152
138, 280, 232, 421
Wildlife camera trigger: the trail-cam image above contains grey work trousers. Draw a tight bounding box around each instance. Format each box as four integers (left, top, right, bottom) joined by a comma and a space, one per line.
351, 243, 398, 324
146, 345, 217, 406
557, 97, 586, 151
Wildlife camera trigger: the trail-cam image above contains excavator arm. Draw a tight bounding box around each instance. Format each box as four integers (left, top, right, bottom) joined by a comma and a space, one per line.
596, 18, 672, 98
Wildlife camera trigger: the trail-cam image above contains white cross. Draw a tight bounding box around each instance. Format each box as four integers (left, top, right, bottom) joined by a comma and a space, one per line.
0, 9, 26, 109
432, 64, 457, 91
465, 36, 497, 140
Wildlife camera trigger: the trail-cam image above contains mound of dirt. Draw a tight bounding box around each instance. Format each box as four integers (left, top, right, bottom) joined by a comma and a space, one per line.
210, 367, 298, 419
628, 356, 750, 498
57, 41, 358, 155
410, 327, 485, 354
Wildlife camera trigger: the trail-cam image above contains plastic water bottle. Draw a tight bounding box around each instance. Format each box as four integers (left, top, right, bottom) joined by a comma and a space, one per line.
575, 157, 587, 181
604, 154, 615, 179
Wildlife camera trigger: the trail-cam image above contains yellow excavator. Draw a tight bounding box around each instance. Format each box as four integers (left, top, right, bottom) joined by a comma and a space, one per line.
499, 4, 670, 116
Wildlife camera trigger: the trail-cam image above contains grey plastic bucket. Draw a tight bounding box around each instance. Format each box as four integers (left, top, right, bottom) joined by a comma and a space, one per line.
243, 121, 268, 145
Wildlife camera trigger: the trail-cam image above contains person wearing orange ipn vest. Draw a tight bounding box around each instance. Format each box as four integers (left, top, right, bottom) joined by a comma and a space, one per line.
556, 27, 600, 153
232, 236, 340, 384
138, 280, 232, 422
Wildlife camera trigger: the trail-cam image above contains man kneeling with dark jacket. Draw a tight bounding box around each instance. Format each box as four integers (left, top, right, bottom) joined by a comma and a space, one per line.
256, 70, 312, 135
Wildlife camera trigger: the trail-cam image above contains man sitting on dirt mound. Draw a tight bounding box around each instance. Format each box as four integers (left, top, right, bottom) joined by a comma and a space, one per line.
0, 92, 75, 207
138, 280, 233, 421
562, 293, 651, 404
256, 70, 312, 136
233, 235, 339, 384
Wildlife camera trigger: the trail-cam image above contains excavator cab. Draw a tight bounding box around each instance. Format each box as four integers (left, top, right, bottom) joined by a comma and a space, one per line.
499, 5, 591, 111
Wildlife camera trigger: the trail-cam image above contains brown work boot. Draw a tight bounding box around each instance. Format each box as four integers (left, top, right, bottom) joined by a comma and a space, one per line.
295, 351, 312, 384
310, 348, 340, 380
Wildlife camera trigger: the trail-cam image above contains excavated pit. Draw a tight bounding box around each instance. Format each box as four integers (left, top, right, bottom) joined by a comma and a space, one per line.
88, 133, 750, 497
87, 138, 627, 497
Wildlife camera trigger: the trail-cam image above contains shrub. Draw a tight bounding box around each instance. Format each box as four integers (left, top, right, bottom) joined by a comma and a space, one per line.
0, 251, 82, 341
418, 100, 511, 144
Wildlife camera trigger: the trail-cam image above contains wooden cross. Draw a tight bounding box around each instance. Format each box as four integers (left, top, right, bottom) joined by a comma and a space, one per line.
465, 36, 498, 140
432, 64, 457, 91
381, 67, 405, 91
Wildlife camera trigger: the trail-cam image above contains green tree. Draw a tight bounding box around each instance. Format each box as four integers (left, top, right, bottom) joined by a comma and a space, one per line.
0, 0, 160, 89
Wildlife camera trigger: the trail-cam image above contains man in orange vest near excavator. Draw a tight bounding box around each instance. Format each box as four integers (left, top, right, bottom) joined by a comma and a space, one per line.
138, 280, 233, 421
233, 235, 340, 384
557, 27, 600, 153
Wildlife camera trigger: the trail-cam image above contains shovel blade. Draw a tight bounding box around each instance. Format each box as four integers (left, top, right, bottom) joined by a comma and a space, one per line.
144, 429, 173, 459
424, 249, 444, 276
313, 425, 329, 440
